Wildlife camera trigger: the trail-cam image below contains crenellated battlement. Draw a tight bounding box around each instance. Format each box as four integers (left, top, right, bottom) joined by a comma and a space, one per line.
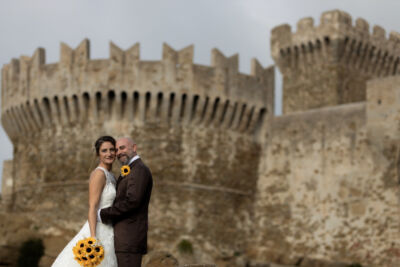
271, 9, 400, 114
272, 9, 400, 74
1, 39, 274, 141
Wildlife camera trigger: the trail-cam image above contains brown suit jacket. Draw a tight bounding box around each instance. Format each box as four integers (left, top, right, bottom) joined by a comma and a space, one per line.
100, 158, 153, 254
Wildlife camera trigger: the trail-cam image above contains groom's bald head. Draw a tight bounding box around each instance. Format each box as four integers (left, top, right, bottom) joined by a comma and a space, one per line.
118, 137, 136, 146
116, 137, 137, 164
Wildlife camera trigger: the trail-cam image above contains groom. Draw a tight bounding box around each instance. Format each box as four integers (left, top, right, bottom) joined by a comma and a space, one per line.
98, 137, 153, 267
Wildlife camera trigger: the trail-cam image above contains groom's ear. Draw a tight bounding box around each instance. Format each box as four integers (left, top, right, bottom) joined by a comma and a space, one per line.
133, 144, 137, 153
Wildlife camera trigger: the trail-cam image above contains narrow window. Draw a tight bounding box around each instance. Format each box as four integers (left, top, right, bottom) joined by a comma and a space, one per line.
168, 93, 175, 119
43, 97, 52, 123
133, 92, 139, 118
255, 108, 266, 135
145, 92, 151, 120
246, 107, 255, 130
156, 92, 163, 118
228, 102, 238, 128
190, 95, 199, 121
220, 100, 229, 124
237, 104, 247, 128
34, 99, 44, 125
209, 97, 220, 123
95, 92, 102, 118
200, 97, 209, 122
63, 96, 71, 123
83, 92, 90, 120
108, 90, 116, 118
180, 94, 187, 121
72, 95, 80, 121
121, 92, 127, 118
53, 96, 62, 123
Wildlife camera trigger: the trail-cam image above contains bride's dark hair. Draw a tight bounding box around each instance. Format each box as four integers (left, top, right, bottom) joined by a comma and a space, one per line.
94, 136, 116, 156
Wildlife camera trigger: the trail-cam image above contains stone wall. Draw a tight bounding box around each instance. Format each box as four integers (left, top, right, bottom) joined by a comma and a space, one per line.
251, 77, 400, 266
3, 122, 262, 265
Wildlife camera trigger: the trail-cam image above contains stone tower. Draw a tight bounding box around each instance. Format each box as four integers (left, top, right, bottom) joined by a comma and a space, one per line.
0, 40, 274, 265
1, 9, 399, 267
271, 9, 400, 113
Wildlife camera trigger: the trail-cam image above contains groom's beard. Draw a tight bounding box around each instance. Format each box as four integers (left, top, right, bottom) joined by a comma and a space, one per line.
118, 154, 132, 165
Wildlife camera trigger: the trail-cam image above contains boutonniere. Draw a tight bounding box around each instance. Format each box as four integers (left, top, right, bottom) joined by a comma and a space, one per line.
120, 165, 131, 177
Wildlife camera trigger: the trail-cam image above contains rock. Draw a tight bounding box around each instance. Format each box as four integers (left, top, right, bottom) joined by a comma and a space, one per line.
144, 251, 179, 267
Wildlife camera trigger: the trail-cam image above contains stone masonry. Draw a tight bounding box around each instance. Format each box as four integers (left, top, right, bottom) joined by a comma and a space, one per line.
0, 9, 399, 267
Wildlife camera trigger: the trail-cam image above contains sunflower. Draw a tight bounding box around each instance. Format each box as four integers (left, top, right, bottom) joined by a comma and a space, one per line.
85, 246, 94, 255
97, 246, 104, 255
93, 245, 103, 256
90, 256, 100, 265
77, 239, 86, 249
85, 237, 97, 247
121, 165, 131, 176
73, 246, 84, 262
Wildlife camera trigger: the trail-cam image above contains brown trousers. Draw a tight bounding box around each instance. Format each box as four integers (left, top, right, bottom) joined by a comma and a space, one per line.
116, 252, 142, 267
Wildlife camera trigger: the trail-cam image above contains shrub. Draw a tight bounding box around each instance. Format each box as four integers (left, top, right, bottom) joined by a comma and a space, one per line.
17, 238, 44, 267
177, 239, 193, 254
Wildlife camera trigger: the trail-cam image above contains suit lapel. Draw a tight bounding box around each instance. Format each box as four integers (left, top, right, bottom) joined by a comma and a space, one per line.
116, 174, 123, 189
129, 158, 140, 169
116, 158, 141, 189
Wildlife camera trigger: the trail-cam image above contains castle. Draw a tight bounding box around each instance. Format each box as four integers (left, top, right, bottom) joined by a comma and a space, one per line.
0, 9, 399, 267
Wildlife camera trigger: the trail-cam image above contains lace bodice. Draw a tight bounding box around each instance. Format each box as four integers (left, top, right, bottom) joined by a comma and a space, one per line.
96, 166, 116, 209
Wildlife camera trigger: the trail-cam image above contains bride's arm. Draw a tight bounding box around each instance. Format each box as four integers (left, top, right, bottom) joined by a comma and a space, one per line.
88, 170, 106, 237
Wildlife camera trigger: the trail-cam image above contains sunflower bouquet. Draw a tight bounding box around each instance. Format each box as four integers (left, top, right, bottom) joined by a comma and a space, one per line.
72, 237, 104, 266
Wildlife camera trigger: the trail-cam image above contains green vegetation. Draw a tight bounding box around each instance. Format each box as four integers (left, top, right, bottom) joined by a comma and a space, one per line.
17, 238, 44, 267
177, 239, 193, 254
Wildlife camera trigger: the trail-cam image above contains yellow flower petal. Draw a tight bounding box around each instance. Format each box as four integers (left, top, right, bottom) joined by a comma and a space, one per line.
77, 239, 85, 249
85, 237, 97, 246
120, 165, 131, 176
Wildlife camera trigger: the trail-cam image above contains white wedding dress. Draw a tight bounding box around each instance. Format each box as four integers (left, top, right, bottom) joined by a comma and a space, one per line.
52, 167, 118, 267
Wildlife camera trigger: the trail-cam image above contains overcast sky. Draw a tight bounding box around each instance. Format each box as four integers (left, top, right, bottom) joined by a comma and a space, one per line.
1, 0, 400, 188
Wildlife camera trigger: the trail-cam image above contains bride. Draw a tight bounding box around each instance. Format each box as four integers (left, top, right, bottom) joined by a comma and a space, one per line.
52, 136, 118, 266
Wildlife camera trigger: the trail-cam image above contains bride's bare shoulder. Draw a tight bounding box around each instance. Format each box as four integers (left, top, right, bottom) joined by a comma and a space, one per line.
89, 168, 106, 182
